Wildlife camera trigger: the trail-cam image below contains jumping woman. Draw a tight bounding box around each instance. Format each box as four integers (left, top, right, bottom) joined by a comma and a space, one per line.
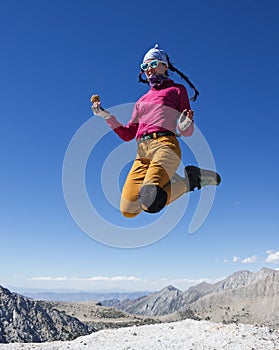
91, 44, 221, 218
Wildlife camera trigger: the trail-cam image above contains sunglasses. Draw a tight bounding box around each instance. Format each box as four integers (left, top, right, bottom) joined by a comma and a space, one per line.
140, 59, 166, 71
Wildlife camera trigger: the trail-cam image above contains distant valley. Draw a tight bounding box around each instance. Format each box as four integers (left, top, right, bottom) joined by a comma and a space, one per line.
15, 290, 150, 303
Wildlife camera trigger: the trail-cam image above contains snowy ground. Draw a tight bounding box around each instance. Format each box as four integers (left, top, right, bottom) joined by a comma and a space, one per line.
0, 319, 279, 350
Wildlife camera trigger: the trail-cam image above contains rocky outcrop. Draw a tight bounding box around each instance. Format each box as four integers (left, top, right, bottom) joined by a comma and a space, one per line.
0, 286, 93, 343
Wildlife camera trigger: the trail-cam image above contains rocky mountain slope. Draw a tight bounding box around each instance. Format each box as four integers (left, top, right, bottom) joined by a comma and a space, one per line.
116, 285, 186, 316
185, 267, 279, 327
0, 286, 92, 343
116, 268, 279, 328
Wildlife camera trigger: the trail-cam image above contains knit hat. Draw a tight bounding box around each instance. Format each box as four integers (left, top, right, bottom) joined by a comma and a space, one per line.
142, 44, 168, 65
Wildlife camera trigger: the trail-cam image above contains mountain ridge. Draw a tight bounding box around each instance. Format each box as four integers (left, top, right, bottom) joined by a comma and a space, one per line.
115, 267, 279, 328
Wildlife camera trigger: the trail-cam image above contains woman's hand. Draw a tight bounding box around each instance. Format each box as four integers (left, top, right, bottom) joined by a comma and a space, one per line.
91, 95, 112, 119
183, 109, 194, 120
178, 109, 194, 131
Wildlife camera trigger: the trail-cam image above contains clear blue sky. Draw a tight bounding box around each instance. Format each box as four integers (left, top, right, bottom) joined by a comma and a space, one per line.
1, 0, 279, 292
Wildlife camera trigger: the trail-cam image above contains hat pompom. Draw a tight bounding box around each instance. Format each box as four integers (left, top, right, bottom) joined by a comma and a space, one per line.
142, 44, 168, 65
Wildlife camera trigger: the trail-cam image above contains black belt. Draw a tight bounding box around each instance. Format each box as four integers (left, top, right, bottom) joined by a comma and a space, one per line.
138, 131, 176, 143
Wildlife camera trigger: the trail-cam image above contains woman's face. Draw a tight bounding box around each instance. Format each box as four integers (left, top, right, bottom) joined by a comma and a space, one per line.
144, 59, 168, 79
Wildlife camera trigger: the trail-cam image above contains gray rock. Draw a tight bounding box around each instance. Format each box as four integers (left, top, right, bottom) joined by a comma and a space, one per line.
0, 286, 93, 343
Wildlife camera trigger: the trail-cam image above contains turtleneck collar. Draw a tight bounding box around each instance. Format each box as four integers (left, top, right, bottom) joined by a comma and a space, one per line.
149, 76, 174, 90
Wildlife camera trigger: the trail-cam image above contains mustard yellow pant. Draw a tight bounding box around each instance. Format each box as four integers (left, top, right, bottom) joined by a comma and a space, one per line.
120, 136, 188, 218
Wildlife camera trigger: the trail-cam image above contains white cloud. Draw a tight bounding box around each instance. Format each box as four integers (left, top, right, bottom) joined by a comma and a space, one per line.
30, 277, 68, 281
30, 276, 141, 282
231, 255, 258, 264
83, 276, 141, 282
265, 251, 279, 264
241, 255, 257, 264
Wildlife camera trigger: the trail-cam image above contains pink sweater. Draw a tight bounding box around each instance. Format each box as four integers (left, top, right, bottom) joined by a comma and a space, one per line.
106, 79, 194, 141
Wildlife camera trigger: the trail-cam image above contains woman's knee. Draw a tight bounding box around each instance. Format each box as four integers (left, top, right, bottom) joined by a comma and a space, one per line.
139, 184, 167, 213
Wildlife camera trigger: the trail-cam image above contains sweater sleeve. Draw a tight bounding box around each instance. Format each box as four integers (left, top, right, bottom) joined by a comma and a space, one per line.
105, 116, 138, 141
105, 104, 139, 142
177, 85, 194, 137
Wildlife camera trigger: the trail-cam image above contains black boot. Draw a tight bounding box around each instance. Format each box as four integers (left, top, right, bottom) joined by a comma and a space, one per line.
185, 165, 221, 191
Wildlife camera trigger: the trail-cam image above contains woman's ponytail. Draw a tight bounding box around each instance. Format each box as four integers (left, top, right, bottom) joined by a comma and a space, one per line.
166, 55, 199, 102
